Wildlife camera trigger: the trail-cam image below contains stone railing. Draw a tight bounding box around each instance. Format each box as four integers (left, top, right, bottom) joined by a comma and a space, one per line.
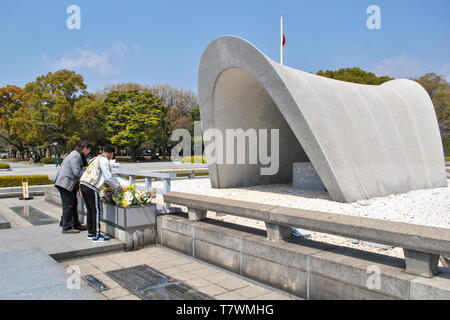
112, 168, 208, 213
163, 191, 450, 278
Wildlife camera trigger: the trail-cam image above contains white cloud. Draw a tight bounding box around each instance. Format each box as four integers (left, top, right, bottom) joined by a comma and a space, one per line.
110, 42, 127, 56
373, 55, 423, 79
440, 62, 450, 83
52, 42, 128, 76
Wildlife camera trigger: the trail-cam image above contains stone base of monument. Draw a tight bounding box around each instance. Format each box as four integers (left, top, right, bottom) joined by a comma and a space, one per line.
349, 238, 394, 250
289, 162, 320, 239
0, 213, 11, 229
100, 203, 157, 251
292, 162, 326, 191
100, 222, 156, 251
157, 213, 450, 300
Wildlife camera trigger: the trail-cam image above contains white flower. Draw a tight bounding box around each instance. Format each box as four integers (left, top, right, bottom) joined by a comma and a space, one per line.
124, 191, 133, 202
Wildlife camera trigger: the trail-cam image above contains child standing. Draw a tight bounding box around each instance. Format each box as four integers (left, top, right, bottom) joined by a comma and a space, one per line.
79, 144, 124, 242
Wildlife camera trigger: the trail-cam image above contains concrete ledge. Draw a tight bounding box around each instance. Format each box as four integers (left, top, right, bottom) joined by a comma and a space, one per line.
0, 214, 11, 229
0, 224, 125, 262
308, 273, 394, 300
0, 191, 46, 199
45, 187, 61, 206
100, 221, 156, 251
164, 191, 450, 277
157, 214, 450, 300
0, 185, 52, 199
50, 242, 125, 261
308, 246, 415, 300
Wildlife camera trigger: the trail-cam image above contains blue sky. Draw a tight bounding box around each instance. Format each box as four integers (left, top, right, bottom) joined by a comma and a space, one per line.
0, 0, 449, 93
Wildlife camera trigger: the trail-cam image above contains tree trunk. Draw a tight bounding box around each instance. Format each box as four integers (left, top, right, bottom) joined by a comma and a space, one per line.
130, 148, 137, 162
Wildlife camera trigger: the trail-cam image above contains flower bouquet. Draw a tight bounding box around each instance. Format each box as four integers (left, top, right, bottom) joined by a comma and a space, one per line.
100, 184, 157, 207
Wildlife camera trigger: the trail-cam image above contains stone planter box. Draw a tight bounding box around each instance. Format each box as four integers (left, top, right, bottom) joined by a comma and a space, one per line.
101, 203, 156, 230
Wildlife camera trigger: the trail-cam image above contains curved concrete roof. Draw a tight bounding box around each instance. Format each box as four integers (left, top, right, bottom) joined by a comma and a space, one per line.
198, 36, 447, 202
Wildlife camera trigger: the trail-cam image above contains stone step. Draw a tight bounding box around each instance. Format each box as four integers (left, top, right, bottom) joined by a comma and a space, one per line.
0, 185, 52, 199
0, 223, 125, 261
0, 248, 100, 300
0, 213, 11, 229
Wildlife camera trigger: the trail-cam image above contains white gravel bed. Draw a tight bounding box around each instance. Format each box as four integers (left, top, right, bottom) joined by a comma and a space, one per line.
142, 177, 449, 260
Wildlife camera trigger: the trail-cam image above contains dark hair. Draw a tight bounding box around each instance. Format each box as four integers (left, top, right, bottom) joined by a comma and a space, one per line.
103, 144, 115, 153
75, 140, 91, 166
79, 140, 92, 150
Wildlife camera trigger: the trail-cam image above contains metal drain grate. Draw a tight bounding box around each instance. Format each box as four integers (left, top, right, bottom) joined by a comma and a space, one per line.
9, 206, 58, 226
106, 265, 213, 300
141, 282, 213, 300
82, 275, 110, 292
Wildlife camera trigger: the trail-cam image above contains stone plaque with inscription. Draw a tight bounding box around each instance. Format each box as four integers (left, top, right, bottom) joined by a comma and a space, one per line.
293, 162, 325, 191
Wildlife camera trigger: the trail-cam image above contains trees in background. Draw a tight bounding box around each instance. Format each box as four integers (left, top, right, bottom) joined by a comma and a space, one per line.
99, 82, 199, 134
0, 85, 29, 157
23, 70, 89, 150
0, 72, 201, 159
98, 82, 200, 157
73, 96, 109, 149
103, 90, 168, 161
414, 73, 450, 155
1, 67, 448, 159
316, 67, 393, 85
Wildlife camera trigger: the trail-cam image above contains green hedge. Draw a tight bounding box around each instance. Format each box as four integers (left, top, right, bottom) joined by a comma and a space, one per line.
0, 175, 52, 188
181, 155, 206, 164
0, 163, 10, 169
40, 157, 56, 164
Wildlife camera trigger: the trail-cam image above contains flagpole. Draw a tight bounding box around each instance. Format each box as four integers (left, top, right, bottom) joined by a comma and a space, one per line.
280, 14, 284, 65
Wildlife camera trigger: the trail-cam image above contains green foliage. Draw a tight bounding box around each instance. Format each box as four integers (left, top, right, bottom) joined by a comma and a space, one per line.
413, 73, 449, 154
0, 163, 10, 169
73, 96, 108, 148
1, 76, 200, 160
104, 90, 168, 161
443, 137, 450, 157
181, 155, 206, 163
0, 85, 29, 155
0, 175, 52, 187
40, 157, 56, 164
316, 67, 393, 85
99, 83, 199, 136
24, 70, 89, 149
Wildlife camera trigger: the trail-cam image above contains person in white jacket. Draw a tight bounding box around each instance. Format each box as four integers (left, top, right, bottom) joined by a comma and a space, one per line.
79, 144, 125, 242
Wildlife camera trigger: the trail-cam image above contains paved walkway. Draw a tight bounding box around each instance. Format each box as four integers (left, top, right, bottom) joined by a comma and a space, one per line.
0, 197, 123, 259
0, 196, 61, 228
59, 245, 300, 300
0, 248, 99, 300
0, 196, 299, 300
